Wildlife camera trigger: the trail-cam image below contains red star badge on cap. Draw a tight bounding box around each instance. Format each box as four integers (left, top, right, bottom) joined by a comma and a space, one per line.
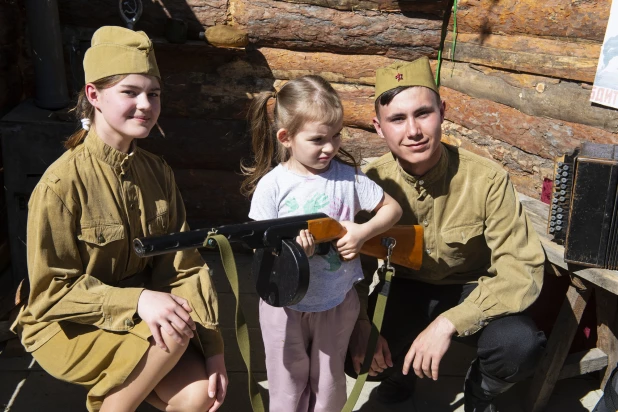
395, 73, 403, 82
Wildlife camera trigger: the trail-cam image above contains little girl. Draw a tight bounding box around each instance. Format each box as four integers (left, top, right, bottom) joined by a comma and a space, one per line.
13, 26, 226, 412
242, 75, 402, 412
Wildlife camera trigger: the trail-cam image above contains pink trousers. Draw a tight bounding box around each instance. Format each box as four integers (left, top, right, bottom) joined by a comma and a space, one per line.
259, 288, 360, 412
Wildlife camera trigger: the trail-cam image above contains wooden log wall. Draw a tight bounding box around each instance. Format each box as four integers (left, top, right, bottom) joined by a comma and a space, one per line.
54, 0, 618, 216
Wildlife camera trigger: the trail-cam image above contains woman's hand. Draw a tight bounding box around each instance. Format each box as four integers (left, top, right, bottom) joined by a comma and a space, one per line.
335, 221, 369, 260
206, 353, 228, 411
137, 290, 196, 351
295, 229, 316, 257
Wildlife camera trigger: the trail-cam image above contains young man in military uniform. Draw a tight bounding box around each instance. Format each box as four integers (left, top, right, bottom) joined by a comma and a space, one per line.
348, 57, 547, 412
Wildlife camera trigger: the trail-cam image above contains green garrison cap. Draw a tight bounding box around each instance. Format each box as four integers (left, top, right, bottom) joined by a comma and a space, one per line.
374, 56, 438, 101
83, 26, 160, 83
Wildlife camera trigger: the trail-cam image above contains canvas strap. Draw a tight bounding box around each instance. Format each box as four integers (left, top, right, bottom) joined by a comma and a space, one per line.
204, 233, 266, 412
341, 264, 395, 412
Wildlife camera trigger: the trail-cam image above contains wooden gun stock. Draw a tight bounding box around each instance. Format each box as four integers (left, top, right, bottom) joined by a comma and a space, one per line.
307, 217, 423, 270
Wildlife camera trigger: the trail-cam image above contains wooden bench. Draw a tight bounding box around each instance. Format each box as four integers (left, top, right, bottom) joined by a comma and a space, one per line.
520, 194, 618, 411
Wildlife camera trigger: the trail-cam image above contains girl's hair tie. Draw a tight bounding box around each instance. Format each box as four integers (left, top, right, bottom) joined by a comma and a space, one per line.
80, 118, 91, 131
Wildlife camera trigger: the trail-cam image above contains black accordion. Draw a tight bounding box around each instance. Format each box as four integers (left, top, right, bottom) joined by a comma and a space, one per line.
548, 142, 618, 270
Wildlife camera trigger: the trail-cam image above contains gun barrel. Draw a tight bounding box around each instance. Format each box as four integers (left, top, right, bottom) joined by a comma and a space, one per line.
133, 228, 213, 257
133, 213, 329, 258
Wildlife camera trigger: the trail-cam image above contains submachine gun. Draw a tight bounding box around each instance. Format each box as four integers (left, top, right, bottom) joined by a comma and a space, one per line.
134, 213, 423, 307
134, 213, 423, 412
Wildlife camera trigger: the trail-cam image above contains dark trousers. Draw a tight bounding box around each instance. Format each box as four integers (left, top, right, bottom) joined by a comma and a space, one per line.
356, 276, 547, 384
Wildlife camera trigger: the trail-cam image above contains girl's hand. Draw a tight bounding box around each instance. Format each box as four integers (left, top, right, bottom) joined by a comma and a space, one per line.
206, 353, 228, 411
137, 290, 196, 351
295, 229, 315, 257
335, 221, 369, 260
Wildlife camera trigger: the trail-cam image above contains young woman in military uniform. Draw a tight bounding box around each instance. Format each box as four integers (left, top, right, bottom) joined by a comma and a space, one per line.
13, 26, 227, 412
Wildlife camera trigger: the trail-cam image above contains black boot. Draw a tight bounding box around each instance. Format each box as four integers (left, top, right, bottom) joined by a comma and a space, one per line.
464, 359, 514, 412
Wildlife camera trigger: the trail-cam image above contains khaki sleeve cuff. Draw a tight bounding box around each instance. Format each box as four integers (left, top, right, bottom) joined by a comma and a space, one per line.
196, 325, 225, 358
102, 287, 144, 331
441, 301, 487, 337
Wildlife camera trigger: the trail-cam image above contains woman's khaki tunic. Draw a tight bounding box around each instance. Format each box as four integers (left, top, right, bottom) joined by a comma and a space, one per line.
13, 131, 223, 411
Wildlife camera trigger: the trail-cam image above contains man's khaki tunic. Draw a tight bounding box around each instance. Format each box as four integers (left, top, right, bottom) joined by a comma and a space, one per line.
356, 144, 545, 337
14, 131, 223, 409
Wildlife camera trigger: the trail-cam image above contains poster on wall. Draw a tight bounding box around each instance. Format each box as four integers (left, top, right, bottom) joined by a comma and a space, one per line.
590, 0, 618, 109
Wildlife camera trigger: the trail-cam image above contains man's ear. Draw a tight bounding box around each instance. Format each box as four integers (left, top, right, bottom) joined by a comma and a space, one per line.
372, 116, 385, 139
439, 100, 446, 123
85, 83, 100, 108
276, 128, 291, 148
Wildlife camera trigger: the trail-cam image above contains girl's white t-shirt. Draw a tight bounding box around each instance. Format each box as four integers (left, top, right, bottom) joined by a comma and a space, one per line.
249, 160, 384, 312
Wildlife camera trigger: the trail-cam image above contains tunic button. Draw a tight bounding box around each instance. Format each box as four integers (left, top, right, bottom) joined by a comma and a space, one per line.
419, 180, 424, 185
426, 248, 431, 255
124, 318, 134, 328
423, 220, 429, 227
98, 233, 105, 244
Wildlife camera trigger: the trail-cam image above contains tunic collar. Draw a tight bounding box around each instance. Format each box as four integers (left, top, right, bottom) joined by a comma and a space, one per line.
84, 129, 137, 174
396, 143, 449, 197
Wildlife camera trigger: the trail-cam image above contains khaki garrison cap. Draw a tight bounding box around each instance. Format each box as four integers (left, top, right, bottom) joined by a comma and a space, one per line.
374, 56, 438, 101
83, 26, 160, 83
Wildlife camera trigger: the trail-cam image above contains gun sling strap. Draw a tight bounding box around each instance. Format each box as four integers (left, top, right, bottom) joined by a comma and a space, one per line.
204, 233, 395, 412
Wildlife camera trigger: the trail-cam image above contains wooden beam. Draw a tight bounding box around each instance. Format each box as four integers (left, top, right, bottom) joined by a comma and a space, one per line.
441, 87, 618, 161
274, 0, 448, 13
526, 278, 593, 412
596, 287, 618, 388
230, 0, 443, 60
558, 348, 608, 380
444, 33, 600, 83
257, 47, 403, 86
453, 0, 610, 42
440, 61, 618, 135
